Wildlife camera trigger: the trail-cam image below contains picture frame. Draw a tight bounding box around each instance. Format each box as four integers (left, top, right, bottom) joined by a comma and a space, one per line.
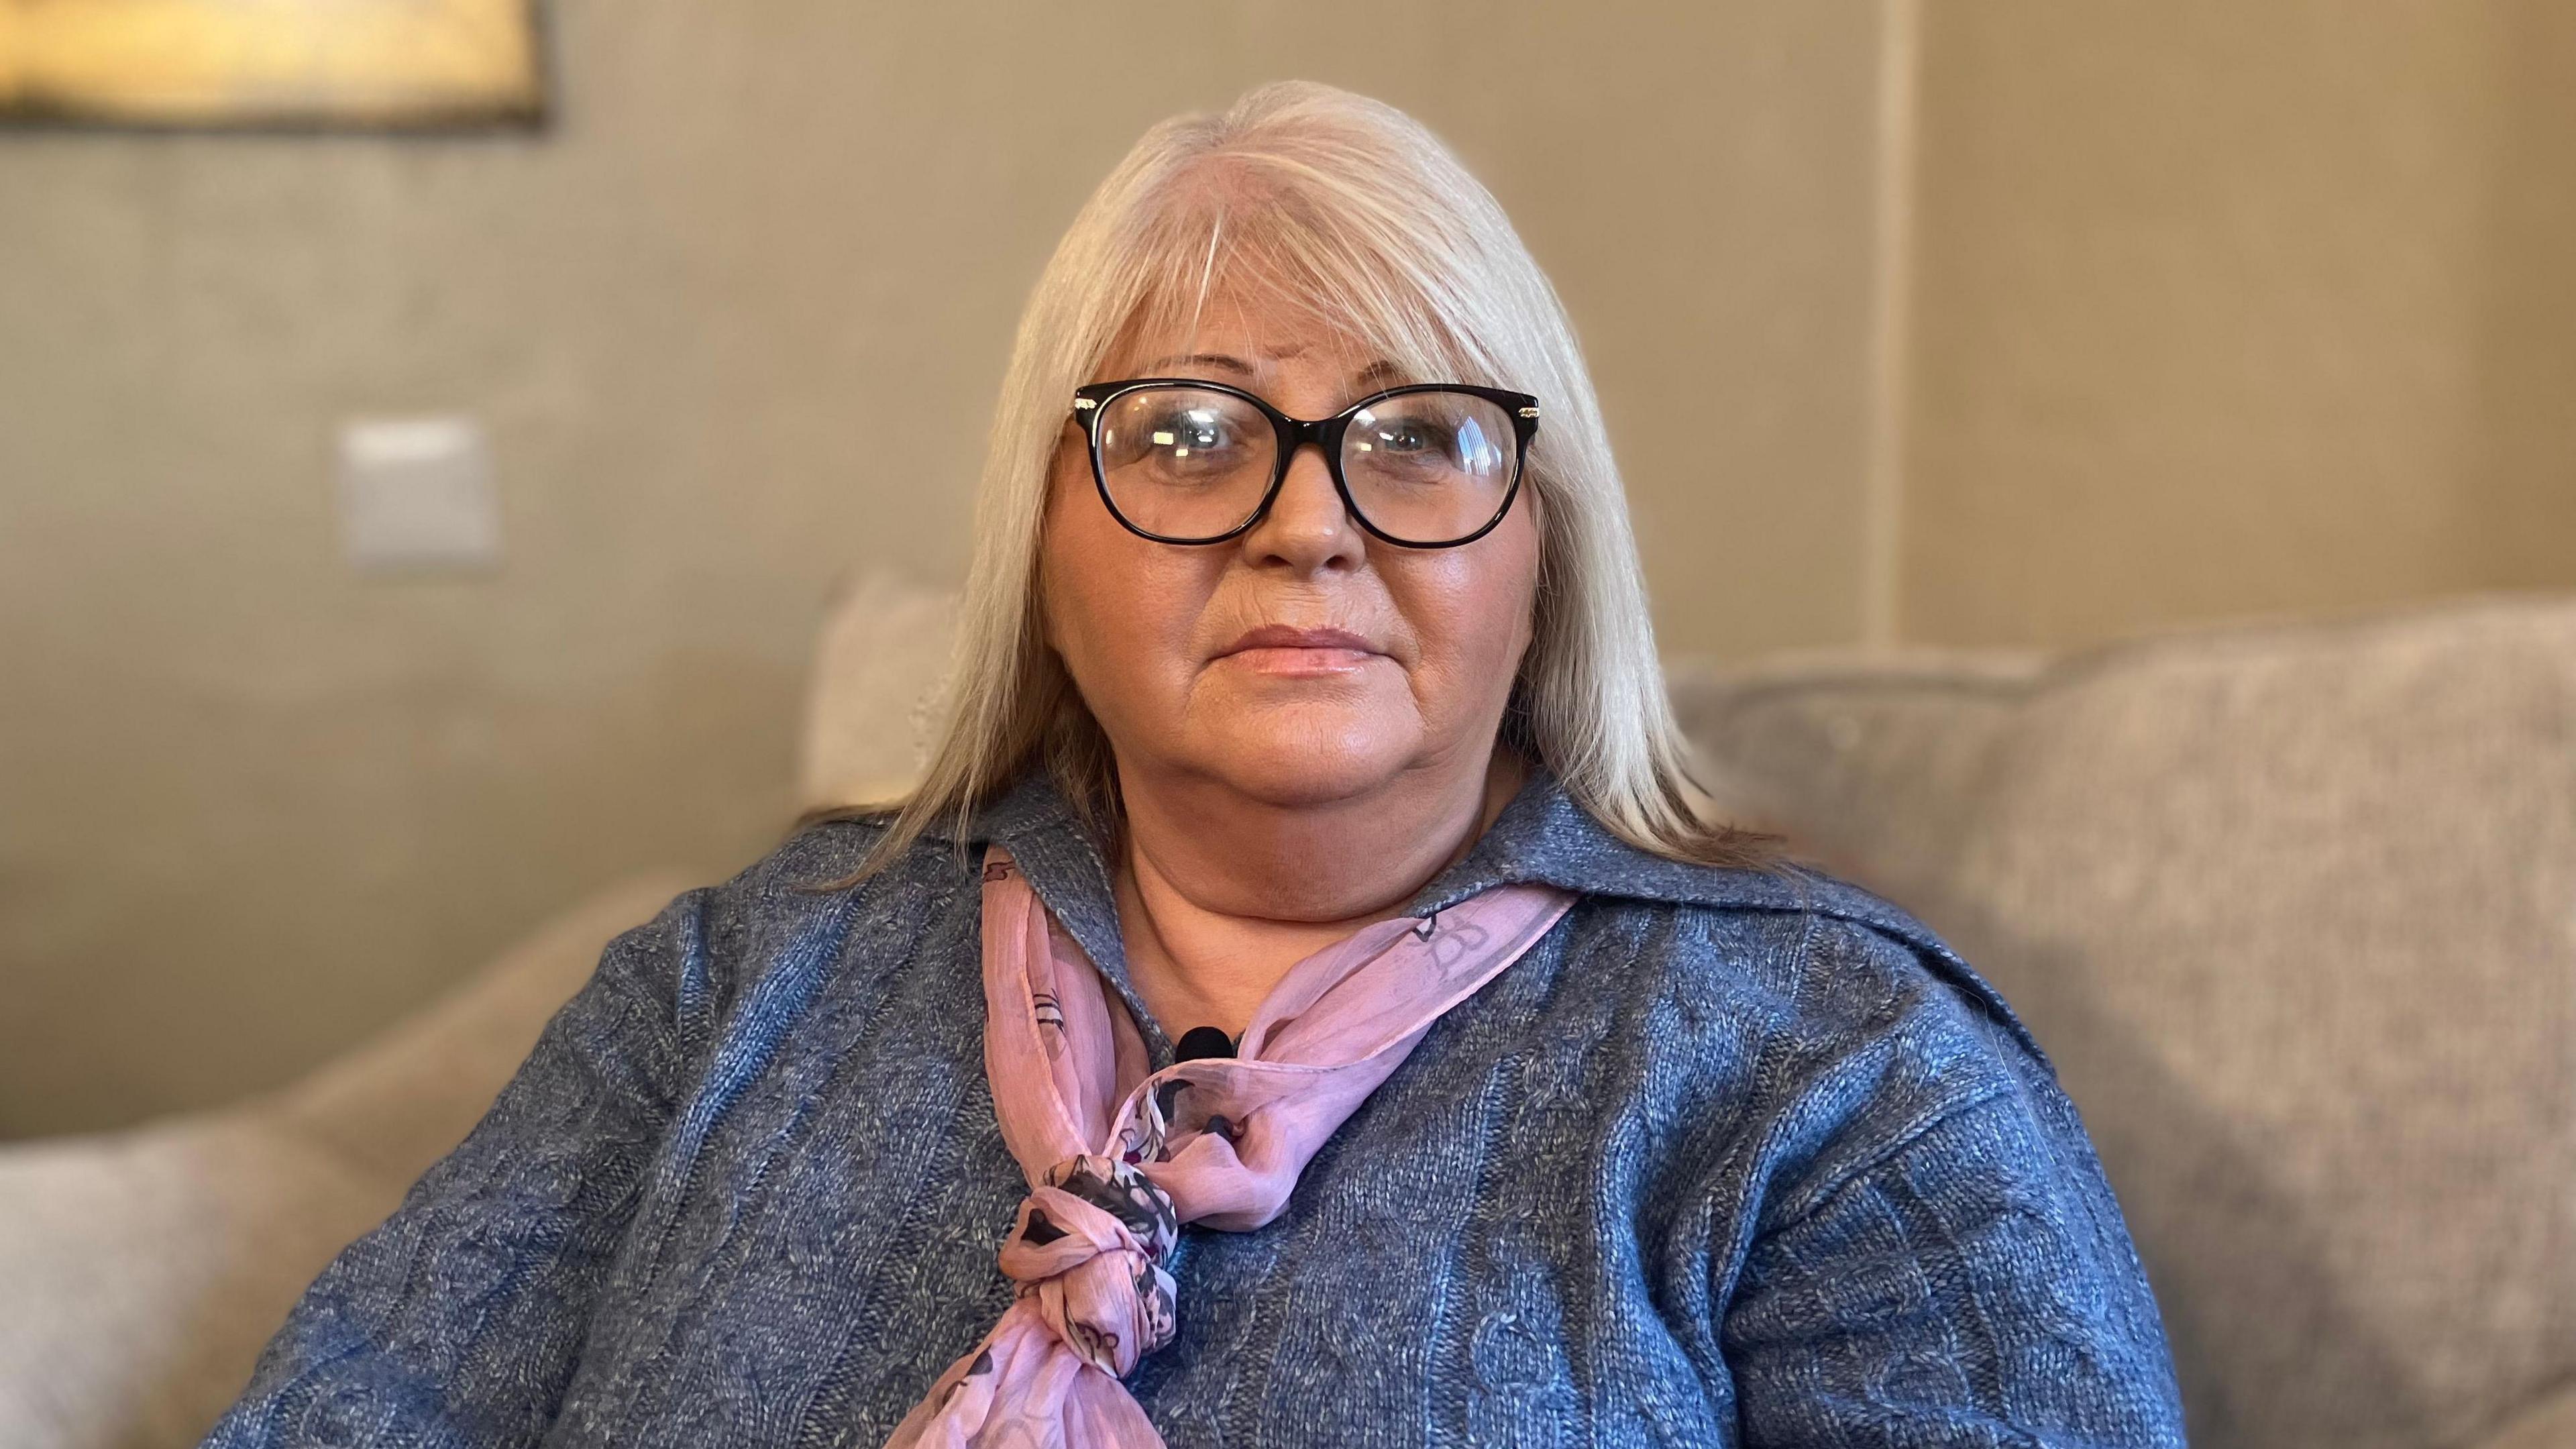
0, 0, 546, 131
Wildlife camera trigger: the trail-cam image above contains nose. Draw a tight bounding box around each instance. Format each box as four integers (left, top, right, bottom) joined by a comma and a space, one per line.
1239, 439, 1362, 573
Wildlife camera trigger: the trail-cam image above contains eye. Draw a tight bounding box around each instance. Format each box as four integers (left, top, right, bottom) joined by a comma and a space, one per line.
1368, 418, 1454, 456
1103, 405, 1244, 468
1356, 411, 1472, 475
1146, 407, 1234, 455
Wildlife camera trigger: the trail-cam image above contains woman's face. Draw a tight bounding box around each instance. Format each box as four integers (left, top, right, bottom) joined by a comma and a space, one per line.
1040, 287, 1543, 810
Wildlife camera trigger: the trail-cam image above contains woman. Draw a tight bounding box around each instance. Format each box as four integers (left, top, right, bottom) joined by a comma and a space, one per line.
209, 83, 2185, 1447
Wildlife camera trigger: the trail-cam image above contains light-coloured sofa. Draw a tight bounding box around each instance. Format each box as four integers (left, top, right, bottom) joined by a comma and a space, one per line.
1674, 594, 2576, 1449
5, 581, 2569, 1449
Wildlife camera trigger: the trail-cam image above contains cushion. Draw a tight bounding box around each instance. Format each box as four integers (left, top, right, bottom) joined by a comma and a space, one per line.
1672, 594, 2576, 1449
796, 572, 960, 813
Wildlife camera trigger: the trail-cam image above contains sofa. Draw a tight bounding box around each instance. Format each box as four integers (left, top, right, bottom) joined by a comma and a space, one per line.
5, 579, 2568, 1449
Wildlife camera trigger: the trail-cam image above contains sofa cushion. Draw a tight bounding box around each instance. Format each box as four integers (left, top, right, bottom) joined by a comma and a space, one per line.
796, 572, 959, 813
1672, 594, 2576, 1449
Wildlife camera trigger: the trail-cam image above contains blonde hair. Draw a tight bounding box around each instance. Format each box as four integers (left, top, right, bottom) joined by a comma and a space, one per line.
828, 80, 1780, 876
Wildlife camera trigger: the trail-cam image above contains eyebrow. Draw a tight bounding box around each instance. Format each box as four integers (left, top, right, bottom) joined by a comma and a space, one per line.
1142, 352, 1258, 376
1140, 353, 1411, 388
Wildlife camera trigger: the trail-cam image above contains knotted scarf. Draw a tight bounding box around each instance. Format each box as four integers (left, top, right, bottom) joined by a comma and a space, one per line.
882, 844, 1577, 1448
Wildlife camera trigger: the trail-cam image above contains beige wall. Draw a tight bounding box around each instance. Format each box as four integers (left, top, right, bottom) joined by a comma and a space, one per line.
0, 1, 1896, 1136
1898, 0, 2576, 647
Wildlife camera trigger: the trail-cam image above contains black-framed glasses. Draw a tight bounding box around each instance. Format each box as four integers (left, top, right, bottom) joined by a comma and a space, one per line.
1069, 378, 1539, 549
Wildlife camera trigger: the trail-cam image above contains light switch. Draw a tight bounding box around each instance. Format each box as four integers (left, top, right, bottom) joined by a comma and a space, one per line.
337, 416, 502, 573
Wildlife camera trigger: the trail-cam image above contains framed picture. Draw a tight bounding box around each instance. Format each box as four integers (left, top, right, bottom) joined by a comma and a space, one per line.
0, 0, 546, 130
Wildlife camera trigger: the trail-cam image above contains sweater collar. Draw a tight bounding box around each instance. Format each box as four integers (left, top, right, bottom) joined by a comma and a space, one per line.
933, 761, 2038, 1071
949, 759, 1908, 921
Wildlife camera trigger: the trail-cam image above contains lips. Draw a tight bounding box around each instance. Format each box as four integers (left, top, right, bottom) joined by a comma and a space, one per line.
1216, 625, 1383, 657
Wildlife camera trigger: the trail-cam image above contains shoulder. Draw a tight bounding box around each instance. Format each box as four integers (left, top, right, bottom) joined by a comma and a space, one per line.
1558, 863, 2073, 1212
1433, 769, 2045, 1077
1564, 861, 2102, 1230
605, 813, 985, 1030
1556, 857, 2053, 1084
718, 811, 985, 940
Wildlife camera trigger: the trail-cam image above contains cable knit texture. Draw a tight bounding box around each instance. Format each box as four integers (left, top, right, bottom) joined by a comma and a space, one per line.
203, 765, 2187, 1447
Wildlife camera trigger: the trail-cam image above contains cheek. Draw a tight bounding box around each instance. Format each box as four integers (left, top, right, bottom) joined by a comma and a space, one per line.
1394, 520, 1543, 698
1040, 463, 1205, 701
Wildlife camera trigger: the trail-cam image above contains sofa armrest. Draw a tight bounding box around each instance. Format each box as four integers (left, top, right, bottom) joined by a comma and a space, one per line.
0, 870, 694, 1449
268, 871, 697, 1194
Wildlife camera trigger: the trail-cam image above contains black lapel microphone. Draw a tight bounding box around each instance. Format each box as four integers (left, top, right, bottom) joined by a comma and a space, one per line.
1174, 1024, 1236, 1063
1168, 1024, 1244, 1142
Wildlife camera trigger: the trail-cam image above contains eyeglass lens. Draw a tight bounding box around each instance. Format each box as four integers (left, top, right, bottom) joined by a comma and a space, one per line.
1093, 385, 1516, 544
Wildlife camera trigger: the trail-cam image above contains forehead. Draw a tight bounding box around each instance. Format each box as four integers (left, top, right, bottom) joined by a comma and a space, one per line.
1106, 281, 1388, 382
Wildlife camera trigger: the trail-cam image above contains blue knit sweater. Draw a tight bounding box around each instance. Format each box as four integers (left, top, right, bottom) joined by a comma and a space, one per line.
207, 765, 2187, 1447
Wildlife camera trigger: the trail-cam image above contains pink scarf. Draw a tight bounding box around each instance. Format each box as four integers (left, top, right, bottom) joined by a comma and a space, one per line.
883, 844, 1576, 1448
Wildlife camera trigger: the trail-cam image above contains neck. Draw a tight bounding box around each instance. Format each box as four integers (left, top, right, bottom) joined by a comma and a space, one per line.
1111, 746, 1528, 1042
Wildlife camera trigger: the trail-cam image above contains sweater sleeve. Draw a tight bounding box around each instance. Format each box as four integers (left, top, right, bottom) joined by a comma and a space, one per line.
1717, 922, 2190, 1448
201, 885, 713, 1449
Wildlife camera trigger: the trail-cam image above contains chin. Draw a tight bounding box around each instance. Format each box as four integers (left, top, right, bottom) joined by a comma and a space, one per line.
1195, 708, 1417, 808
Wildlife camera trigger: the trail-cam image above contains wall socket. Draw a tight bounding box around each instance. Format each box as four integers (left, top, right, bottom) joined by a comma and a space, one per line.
337, 416, 502, 574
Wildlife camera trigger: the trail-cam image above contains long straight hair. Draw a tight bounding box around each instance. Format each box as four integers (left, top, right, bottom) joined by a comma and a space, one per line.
826, 80, 1780, 876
